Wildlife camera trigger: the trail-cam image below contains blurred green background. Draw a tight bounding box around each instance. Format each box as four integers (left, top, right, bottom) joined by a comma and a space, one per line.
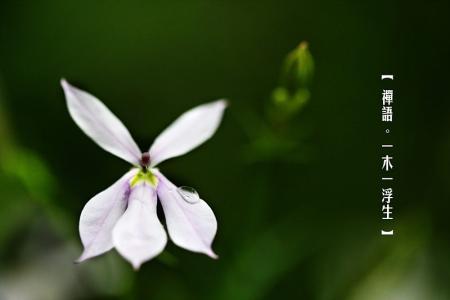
1, 0, 450, 299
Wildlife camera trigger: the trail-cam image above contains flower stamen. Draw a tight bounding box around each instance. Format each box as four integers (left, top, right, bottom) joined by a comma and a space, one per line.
141, 152, 151, 169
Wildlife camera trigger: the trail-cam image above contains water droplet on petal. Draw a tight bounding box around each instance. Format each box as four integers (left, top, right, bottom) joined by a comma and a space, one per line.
177, 186, 200, 204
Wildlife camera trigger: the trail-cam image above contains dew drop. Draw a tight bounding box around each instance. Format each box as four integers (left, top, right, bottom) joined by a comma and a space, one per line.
177, 186, 200, 204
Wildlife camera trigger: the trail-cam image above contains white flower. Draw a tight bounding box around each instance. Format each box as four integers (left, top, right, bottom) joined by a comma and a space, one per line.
61, 79, 227, 270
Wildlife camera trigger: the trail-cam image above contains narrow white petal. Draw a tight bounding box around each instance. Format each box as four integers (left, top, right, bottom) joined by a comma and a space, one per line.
61, 79, 142, 165
149, 100, 227, 166
113, 183, 167, 270
77, 169, 137, 262
155, 171, 218, 258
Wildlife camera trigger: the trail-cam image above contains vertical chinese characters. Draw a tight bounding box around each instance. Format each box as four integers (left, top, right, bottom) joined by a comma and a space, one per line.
381, 75, 394, 236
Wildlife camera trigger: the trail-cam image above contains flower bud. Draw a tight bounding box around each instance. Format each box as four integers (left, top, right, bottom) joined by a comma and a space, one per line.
269, 41, 314, 120
283, 41, 314, 90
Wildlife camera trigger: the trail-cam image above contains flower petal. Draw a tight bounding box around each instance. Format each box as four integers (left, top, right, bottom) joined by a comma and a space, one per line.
61, 79, 142, 165
155, 171, 218, 258
77, 169, 137, 262
113, 183, 167, 270
149, 100, 227, 166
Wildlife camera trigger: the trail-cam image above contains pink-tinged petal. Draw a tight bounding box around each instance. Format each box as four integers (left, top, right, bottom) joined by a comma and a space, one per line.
61, 79, 142, 165
112, 183, 167, 270
155, 171, 218, 258
77, 169, 137, 262
149, 100, 227, 167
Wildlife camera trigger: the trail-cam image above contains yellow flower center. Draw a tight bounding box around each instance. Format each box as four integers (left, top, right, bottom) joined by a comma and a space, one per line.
130, 169, 158, 188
